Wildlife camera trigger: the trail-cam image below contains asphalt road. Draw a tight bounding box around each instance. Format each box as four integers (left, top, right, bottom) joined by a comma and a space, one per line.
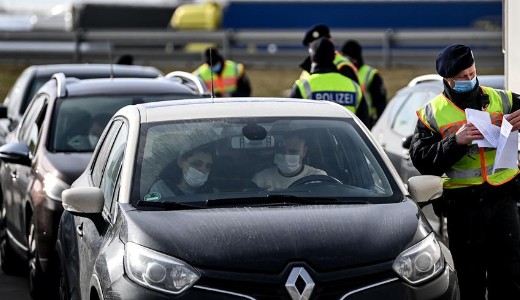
0, 271, 31, 300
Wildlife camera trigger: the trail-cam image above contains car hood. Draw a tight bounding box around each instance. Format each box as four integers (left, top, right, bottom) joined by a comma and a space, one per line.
122, 200, 425, 272
41, 151, 92, 185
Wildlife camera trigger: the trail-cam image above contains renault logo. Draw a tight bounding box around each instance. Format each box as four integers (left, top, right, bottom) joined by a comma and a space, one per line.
285, 267, 315, 300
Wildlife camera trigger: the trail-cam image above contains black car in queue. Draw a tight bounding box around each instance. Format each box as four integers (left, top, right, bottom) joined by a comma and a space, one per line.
0, 72, 207, 299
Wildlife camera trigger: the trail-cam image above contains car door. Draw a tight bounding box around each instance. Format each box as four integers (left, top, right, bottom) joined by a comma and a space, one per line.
72, 119, 128, 299
1, 94, 48, 249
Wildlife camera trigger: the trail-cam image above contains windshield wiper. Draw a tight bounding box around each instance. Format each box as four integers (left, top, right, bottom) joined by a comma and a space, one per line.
206, 194, 369, 207
135, 200, 205, 210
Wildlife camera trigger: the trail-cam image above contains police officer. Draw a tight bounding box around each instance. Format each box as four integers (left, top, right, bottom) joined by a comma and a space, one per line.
341, 40, 387, 128
409, 44, 520, 300
193, 47, 251, 97
290, 37, 369, 127
299, 24, 359, 84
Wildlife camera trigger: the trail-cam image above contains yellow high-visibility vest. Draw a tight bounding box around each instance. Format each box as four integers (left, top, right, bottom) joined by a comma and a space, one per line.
294, 72, 362, 113
416, 86, 518, 189
357, 65, 379, 119
193, 60, 243, 95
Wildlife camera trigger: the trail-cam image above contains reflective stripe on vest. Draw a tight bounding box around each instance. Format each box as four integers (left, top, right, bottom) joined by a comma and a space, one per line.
194, 60, 242, 94
416, 86, 518, 188
333, 51, 358, 74
296, 73, 362, 113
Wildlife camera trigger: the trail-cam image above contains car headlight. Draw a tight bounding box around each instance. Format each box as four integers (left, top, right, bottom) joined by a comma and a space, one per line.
392, 233, 444, 285
43, 173, 70, 201
124, 242, 200, 294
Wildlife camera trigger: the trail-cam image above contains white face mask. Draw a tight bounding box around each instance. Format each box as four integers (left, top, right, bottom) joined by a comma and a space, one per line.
184, 167, 208, 188
275, 154, 301, 174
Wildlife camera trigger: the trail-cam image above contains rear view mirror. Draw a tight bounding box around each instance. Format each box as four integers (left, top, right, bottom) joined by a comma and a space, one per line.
231, 135, 275, 149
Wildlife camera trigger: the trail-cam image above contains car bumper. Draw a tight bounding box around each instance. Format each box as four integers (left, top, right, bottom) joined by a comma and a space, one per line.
105, 265, 458, 300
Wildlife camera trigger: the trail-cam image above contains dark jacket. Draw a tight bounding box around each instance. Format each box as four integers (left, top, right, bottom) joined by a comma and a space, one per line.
409, 79, 520, 176
289, 64, 370, 127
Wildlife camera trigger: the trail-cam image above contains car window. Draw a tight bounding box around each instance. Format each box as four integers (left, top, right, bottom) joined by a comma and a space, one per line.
392, 91, 437, 137
5, 69, 34, 129
100, 122, 127, 211
24, 77, 52, 114
92, 120, 123, 187
133, 117, 401, 206
50, 94, 199, 152
18, 95, 47, 156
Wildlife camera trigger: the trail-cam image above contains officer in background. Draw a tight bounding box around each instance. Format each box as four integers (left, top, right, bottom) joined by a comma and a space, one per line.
193, 47, 251, 97
290, 37, 369, 127
298, 24, 359, 84
341, 40, 387, 128
409, 44, 520, 300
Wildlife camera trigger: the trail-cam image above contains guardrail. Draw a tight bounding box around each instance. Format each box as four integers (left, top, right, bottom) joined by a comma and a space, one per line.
0, 29, 503, 69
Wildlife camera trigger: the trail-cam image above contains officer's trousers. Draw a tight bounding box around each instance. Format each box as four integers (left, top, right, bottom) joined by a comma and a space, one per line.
445, 184, 520, 300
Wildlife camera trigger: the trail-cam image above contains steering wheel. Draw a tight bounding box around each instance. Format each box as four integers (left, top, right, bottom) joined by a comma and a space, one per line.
288, 175, 343, 188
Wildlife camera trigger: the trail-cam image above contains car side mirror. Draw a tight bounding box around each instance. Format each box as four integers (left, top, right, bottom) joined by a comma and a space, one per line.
0, 142, 31, 166
407, 175, 443, 203
62, 187, 104, 215
402, 135, 412, 149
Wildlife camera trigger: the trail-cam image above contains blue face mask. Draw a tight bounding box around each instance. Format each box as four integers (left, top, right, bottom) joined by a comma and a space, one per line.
452, 76, 477, 93
211, 62, 222, 73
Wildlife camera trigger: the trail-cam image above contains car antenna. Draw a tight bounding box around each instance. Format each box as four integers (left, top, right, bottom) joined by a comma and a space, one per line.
209, 48, 215, 99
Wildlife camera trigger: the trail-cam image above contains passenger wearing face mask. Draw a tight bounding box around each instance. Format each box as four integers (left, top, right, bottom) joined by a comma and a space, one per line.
409, 44, 520, 300
192, 47, 251, 97
252, 131, 326, 191
150, 146, 214, 196
67, 113, 111, 150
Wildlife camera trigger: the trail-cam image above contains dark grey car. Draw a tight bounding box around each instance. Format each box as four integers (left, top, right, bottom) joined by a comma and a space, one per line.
57, 98, 458, 299
0, 63, 163, 145
0, 73, 206, 299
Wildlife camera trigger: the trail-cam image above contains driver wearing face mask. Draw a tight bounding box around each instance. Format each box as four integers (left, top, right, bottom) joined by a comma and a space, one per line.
252, 131, 326, 191
150, 146, 214, 196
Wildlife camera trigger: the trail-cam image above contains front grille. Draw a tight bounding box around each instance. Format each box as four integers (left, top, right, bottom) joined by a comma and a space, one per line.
195, 261, 401, 299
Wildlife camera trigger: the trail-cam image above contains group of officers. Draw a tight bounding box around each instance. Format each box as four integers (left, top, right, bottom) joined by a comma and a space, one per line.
192, 23, 520, 300
192, 23, 388, 129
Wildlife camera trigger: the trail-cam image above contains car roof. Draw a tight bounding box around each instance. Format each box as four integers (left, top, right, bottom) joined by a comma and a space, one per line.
30, 63, 163, 78
406, 73, 504, 89
135, 97, 355, 123
62, 77, 203, 96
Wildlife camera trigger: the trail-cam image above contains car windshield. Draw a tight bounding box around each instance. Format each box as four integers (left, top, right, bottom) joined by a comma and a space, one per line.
133, 117, 402, 208
49, 94, 199, 152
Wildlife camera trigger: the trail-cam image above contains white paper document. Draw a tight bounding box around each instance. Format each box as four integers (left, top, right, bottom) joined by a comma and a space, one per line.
465, 108, 518, 172
493, 117, 518, 172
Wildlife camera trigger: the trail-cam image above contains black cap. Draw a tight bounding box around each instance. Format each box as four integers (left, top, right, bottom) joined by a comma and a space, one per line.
204, 47, 223, 65
436, 44, 475, 78
310, 37, 335, 65
341, 40, 362, 61
302, 24, 331, 46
